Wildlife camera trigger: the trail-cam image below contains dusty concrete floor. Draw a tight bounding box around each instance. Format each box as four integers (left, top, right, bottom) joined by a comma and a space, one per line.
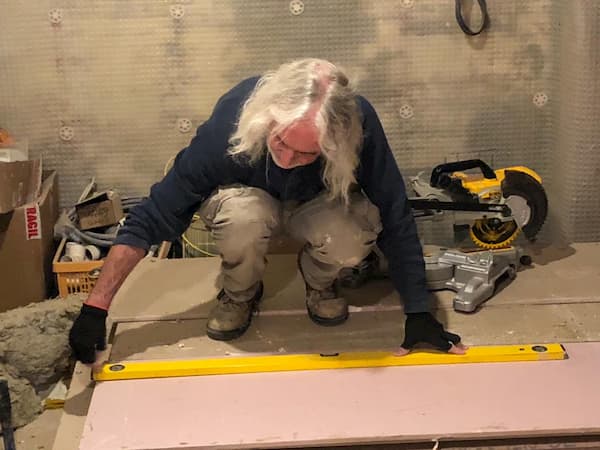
5, 242, 600, 450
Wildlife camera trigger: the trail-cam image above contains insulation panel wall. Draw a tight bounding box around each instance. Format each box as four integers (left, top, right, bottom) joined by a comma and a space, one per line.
0, 0, 598, 242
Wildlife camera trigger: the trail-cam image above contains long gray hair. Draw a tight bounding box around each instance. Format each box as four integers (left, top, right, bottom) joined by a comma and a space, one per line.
228, 58, 363, 204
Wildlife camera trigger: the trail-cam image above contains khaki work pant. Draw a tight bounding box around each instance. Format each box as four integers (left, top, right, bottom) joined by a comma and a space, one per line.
199, 186, 383, 302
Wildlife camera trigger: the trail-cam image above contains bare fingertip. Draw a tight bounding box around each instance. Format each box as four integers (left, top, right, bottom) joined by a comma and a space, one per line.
393, 347, 411, 357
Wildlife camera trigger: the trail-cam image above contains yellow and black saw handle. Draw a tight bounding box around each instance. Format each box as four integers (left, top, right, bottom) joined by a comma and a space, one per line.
429, 159, 496, 189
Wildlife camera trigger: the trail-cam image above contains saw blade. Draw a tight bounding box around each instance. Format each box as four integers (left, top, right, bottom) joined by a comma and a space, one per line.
469, 218, 520, 249
501, 170, 548, 240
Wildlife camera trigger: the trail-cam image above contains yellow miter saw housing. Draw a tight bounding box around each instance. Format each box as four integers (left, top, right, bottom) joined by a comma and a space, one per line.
409, 159, 548, 249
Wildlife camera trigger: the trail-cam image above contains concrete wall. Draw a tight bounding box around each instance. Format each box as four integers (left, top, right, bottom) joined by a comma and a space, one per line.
0, 0, 598, 242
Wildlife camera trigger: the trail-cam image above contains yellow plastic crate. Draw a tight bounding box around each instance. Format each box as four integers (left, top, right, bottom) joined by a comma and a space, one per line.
52, 238, 104, 297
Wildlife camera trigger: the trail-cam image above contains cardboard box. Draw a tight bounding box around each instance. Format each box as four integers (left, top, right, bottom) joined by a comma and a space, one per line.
75, 190, 123, 230
0, 159, 41, 213
0, 160, 59, 312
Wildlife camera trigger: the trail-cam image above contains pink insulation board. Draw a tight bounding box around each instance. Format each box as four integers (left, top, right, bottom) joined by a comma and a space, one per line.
79, 342, 600, 450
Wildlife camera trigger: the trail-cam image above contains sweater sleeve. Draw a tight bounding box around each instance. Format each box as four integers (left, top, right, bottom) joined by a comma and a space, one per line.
356, 98, 430, 313
114, 91, 247, 250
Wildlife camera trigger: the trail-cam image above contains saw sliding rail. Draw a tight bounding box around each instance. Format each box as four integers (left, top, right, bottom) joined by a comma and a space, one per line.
94, 343, 566, 381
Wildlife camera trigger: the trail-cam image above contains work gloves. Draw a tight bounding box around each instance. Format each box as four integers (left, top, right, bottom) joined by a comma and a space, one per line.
401, 312, 462, 353
69, 304, 108, 364
68, 305, 461, 362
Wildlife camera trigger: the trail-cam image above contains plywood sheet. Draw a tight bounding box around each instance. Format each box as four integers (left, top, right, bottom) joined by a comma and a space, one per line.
79, 342, 600, 450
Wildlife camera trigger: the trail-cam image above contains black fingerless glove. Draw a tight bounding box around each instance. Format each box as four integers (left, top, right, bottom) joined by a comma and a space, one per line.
402, 312, 461, 352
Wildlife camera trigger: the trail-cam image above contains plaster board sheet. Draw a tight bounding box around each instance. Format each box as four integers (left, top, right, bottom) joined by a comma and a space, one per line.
109, 310, 403, 362
109, 254, 405, 324
442, 302, 598, 345
80, 342, 600, 450
487, 242, 600, 306
109, 301, 600, 363
109, 243, 600, 325
561, 303, 600, 341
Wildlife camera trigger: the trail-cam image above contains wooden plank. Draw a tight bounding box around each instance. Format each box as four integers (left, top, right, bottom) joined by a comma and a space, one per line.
50, 363, 94, 450
79, 342, 600, 450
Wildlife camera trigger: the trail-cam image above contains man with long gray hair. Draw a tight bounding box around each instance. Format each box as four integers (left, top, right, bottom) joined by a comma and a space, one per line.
69, 58, 465, 363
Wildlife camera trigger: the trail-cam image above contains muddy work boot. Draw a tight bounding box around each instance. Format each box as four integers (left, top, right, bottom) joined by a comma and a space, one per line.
206, 283, 263, 341
305, 282, 348, 326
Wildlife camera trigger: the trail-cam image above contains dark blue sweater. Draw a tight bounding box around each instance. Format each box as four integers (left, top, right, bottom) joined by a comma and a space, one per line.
115, 77, 430, 313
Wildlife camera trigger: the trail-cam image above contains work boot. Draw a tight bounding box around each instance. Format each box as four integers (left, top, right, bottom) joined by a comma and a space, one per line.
338, 251, 386, 288
305, 282, 348, 326
206, 282, 263, 341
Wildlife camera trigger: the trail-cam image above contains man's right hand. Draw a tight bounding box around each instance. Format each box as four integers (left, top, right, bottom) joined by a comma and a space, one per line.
67, 244, 146, 363
69, 304, 108, 364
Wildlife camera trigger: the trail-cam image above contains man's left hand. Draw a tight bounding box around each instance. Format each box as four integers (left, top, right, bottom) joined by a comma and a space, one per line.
395, 312, 468, 356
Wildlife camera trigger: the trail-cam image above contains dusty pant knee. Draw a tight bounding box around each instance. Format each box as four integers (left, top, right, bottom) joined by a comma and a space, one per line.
200, 187, 280, 259
289, 194, 382, 267
309, 222, 377, 267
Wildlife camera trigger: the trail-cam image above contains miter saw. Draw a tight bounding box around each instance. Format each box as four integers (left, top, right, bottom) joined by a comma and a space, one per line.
408, 159, 548, 249
340, 159, 547, 312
